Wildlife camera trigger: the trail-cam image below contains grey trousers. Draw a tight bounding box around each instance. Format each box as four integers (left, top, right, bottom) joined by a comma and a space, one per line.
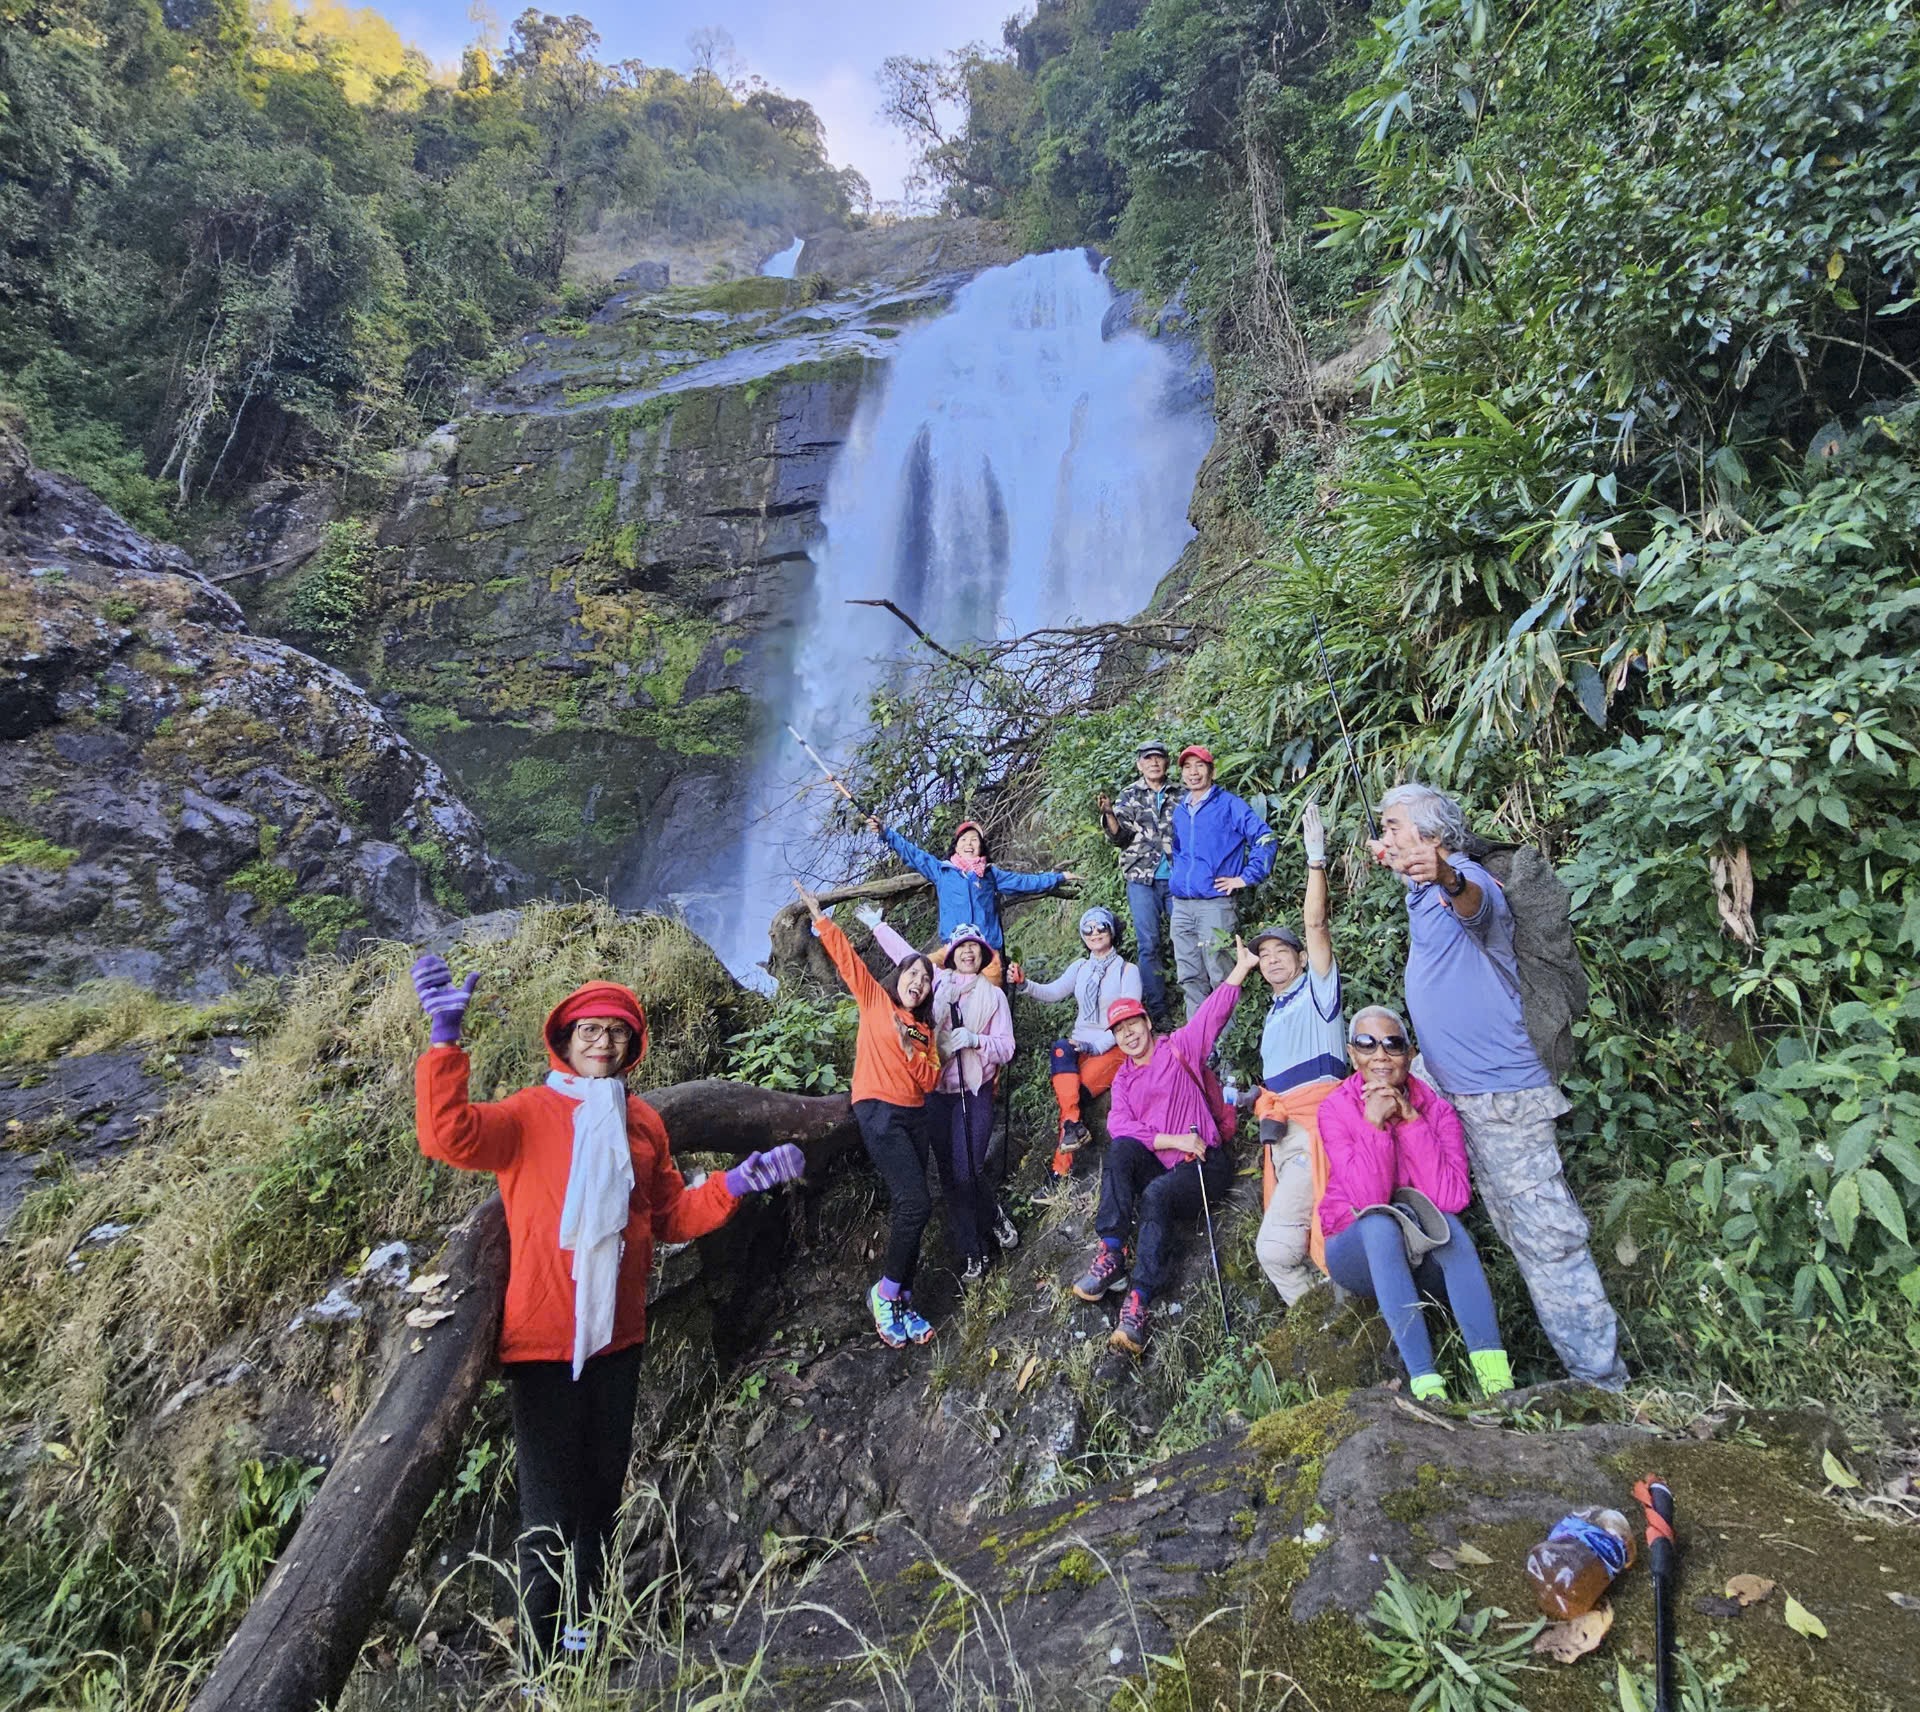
1169, 894, 1235, 1020
1255, 1119, 1320, 1305
1451, 1085, 1628, 1390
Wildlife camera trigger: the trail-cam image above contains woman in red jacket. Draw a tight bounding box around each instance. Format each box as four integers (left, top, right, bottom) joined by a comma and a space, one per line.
1316, 1005, 1514, 1405
794, 884, 944, 1348
411, 953, 802, 1660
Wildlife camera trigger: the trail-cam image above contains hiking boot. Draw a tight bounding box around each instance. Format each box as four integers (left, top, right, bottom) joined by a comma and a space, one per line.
896, 1297, 936, 1344
1071, 1244, 1129, 1301
1057, 1118, 1092, 1153
961, 1253, 987, 1286
868, 1281, 910, 1349
1109, 1289, 1150, 1355
1049, 1147, 1075, 1182
992, 1204, 1019, 1250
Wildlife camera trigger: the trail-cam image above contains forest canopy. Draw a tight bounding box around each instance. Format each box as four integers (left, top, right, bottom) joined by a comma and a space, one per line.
0, 1, 864, 522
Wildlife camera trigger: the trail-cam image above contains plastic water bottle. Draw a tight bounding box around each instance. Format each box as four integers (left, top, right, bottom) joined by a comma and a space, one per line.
1524, 1508, 1636, 1618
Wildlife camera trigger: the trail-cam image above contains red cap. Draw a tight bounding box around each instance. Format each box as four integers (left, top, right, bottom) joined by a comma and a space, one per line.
545, 981, 648, 1073
1106, 996, 1152, 1030
1178, 744, 1214, 767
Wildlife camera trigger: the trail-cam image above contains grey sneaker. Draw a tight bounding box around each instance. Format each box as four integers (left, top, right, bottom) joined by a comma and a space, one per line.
962, 1253, 987, 1285
991, 1205, 1019, 1250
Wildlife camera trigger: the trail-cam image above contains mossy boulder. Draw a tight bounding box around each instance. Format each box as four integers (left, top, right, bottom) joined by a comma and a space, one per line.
0, 431, 522, 995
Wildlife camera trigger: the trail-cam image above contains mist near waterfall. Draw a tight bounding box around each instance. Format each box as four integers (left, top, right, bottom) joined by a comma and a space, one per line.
689, 249, 1213, 981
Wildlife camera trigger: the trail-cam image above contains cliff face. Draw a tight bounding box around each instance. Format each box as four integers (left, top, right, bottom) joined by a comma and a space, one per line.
210, 220, 1019, 910
0, 429, 522, 995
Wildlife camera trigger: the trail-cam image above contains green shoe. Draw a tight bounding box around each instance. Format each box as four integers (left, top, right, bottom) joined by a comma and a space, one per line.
1409, 1371, 1449, 1404
1470, 1348, 1515, 1397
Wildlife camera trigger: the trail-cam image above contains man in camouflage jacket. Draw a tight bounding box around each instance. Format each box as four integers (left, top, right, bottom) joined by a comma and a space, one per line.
1098, 741, 1177, 1024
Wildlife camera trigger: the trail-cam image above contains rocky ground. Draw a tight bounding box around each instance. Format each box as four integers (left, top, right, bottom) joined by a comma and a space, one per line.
321, 1100, 1920, 1711
0, 428, 524, 996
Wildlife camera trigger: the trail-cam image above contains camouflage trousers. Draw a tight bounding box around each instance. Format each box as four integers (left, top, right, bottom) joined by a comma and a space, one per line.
1450, 1085, 1629, 1390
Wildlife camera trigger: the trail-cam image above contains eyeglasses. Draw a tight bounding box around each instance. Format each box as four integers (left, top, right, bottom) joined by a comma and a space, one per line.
572, 1021, 634, 1046
1350, 1033, 1411, 1055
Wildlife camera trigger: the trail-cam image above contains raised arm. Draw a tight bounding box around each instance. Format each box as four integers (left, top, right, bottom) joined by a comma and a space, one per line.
416, 1048, 526, 1173
1301, 801, 1334, 978
811, 912, 889, 1012
869, 916, 916, 965
1169, 937, 1260, 1060
876, 821, 943, 884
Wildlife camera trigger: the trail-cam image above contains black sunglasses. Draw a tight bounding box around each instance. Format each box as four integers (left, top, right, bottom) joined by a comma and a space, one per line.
1350, 1033, 1411, 1055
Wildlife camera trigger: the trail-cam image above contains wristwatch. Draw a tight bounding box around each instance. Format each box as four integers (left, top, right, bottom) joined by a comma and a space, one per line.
1439, 864, 1468, 897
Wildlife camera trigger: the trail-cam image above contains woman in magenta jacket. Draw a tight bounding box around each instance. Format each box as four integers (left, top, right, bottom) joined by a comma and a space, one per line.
1317, 1005, 1516, 1403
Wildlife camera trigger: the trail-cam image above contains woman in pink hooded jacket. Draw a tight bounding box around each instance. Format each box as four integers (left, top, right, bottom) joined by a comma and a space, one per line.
870, 915, 1014, 1282
1317, 1005, 1515, 1404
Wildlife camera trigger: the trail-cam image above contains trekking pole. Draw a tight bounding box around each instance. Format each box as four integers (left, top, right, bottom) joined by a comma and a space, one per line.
1310, 615, 1377, 842
1634, 1476, 1678, 1712
787, 724, 866, 815
1194, 1150, 1231, 1339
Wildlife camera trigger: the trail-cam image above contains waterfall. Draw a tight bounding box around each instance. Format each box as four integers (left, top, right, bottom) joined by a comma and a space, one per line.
761, 236, 805, 278
694, 249, 1213, 981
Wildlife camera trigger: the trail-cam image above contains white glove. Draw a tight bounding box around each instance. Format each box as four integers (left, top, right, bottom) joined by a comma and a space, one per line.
854, 901, 884, 930
945, 1028, 977, 1051
1302, 800, 1327, 867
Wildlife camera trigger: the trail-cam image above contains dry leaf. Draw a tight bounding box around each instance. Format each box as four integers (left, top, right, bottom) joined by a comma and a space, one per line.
408, 1336, 425, 1353
1131, 1475, 1160, 1499
986, 1346, 1000, 1368
406, 1272, 451, 1296
1016, 1354, 1040, 1394
1427, 1550, 1458, 1572
1783, 1594, 1827, 1639
1534, 1603, 1613, 1663
1886, 1592, 1920, 1612
405, 1306, 454, 1329
1725, 1574, 1776, 1607
1821, 1449, 1861, 1489
1453, 1543, 1493, 1566
1709, 844, 1758, 946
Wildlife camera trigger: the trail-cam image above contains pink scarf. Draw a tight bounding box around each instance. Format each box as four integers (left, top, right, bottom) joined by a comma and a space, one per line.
949, 853, 989, 877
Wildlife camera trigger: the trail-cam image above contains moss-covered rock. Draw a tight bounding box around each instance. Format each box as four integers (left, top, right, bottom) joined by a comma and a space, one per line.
0, 429, 522, 994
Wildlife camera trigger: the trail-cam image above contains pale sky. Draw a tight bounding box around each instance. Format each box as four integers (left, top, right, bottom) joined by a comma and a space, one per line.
377, 1, 1027, 204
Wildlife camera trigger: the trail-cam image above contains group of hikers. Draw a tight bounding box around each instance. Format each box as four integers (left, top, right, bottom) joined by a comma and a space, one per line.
409, 744, 1626, 1658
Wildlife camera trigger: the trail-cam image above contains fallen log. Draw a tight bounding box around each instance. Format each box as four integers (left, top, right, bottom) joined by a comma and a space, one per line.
188, 1081, 861, 1712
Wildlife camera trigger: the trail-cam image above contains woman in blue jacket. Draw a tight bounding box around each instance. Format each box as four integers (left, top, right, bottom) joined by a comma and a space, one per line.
867, 815, 1076, 982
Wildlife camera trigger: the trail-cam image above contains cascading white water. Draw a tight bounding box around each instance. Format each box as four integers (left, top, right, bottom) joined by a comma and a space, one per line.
699, 249, 1214, 981
761, 236, 805, 278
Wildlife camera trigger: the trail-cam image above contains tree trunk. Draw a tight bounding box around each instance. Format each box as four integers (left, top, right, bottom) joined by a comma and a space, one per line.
187, 1082, 860, 1712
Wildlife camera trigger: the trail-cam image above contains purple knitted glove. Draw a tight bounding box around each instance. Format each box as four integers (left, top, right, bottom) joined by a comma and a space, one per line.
411, 953, 478, 1046
725, 1144, 806, 1195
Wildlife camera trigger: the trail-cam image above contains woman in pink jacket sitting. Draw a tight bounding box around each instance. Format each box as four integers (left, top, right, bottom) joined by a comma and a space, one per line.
1317, 1005, 1515, 1404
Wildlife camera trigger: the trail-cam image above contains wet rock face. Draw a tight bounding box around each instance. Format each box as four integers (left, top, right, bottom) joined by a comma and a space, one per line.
0, 430, 524, 994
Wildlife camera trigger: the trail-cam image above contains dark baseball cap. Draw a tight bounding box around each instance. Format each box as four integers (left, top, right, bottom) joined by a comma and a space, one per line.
1250, 923, 1304, 952
1136, 740, 1170, 758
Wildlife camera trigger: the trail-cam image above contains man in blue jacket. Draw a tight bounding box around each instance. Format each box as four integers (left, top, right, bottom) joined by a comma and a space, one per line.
1168, 744, 1276, 1020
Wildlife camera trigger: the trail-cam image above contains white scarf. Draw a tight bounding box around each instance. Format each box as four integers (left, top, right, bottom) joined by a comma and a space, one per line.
941, 972, 1002, 1094
545, 1071, 636, 1379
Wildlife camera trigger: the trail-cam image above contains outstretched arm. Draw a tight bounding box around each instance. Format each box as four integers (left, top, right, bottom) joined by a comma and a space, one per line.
873, 820, 943, 884
800, 890, 889, 1012
1301, 802, 1333, 979
869, 916, 916, 965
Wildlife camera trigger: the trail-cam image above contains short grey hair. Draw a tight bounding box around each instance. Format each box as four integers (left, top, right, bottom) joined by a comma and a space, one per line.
1349, 1005, 1410, 1043
1378, 782, 1468, 851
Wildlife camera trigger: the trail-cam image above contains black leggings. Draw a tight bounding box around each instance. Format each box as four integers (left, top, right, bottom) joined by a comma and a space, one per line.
506, 1341, 645, 1652
855, 1097, 934, 1289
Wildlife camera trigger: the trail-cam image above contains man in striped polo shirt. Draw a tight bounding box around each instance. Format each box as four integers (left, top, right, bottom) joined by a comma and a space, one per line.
1250, 803, 1348, 1306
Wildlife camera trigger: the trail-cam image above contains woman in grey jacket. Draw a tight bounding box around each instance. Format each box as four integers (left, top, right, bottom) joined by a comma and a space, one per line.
1008, 906, 1142, 1180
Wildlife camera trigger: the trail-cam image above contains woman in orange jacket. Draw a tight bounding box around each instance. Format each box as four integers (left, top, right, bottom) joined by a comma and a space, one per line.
411, 953, 802, 1660
794, 883, 944, 1348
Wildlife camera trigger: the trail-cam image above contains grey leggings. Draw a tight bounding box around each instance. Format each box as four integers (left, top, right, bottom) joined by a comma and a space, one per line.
1323, 1209, 1501, 1378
